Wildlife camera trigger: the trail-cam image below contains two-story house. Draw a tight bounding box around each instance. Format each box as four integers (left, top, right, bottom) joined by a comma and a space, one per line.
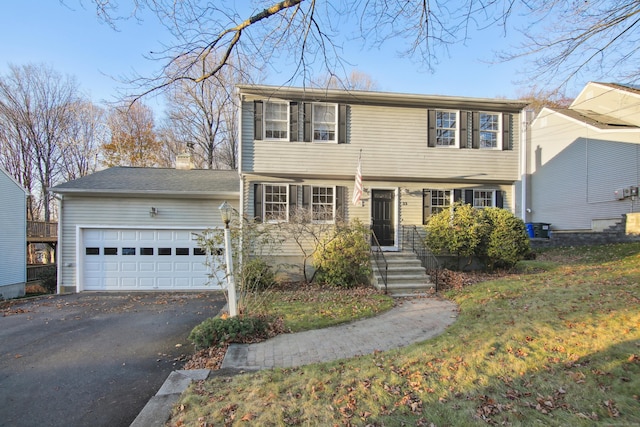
524, 82, 640, 232
237, 85, 528, 279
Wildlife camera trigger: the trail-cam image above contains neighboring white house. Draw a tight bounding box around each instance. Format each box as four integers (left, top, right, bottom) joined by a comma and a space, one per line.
0, 166, 28, 299
523, 82, 640, 231
50, 166, 240, 293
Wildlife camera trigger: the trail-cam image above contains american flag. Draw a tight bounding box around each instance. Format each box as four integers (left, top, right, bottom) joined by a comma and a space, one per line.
352, 152, 363, 206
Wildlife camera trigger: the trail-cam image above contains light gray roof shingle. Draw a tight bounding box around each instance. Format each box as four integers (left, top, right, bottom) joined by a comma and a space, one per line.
51, 167, 239, 196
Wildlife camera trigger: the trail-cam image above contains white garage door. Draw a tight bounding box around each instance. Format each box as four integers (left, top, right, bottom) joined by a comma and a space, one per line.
82, 228, 224, 291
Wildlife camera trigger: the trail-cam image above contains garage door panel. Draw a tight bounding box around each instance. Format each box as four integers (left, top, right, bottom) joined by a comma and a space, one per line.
82, 228, 221, 291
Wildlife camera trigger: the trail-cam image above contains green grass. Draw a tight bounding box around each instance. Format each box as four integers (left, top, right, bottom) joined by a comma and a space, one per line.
171, 244, 640, 426
252, 285, 395, 332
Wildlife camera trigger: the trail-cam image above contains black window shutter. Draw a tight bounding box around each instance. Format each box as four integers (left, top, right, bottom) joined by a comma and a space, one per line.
253, 183, 263, 222
422, 189, 431, 225
254, 101, 263, 140
459, 111, 468, 149
289, 185, 299, 212
495, 190, 504, 208
465, 189, 474, 205
302, 185, 311, 210
502, 113, 511, 150
290, 102, 299, 142
303, 103, 312, 142
454, 189, 462, 202
336, 186, 345, 222
472, 112, 480, 149
338, 104, 347, 144
427, 109, 436, 147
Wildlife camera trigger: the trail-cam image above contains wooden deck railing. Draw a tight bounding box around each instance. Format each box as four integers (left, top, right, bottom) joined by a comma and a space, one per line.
27, 264, 57, 282
27, 221, 58, 239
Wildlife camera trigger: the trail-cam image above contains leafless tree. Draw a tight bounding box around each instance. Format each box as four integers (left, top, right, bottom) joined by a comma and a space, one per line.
86, 1, 640, 97
0, 63, 78, 221
61, 100, 105, 181
163, 56, 249, 169
102, 102, 162, 167
312, 70, 380, 91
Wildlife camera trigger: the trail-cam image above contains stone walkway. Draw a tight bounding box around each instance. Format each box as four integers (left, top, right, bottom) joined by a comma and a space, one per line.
221, 297, 458, 370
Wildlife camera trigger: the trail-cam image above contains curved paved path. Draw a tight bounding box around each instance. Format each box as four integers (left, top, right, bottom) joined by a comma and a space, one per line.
221, 297, 458, 370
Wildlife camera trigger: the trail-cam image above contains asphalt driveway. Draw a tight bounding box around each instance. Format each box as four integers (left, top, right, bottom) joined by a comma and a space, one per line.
0, 292, 224, 427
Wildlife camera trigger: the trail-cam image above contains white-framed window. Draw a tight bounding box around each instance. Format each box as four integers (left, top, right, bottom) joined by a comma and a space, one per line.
436, 110, 458, 147
431, 189, 452, 215
263, 184, 288, 222
473, 190, 495, 208
312, 103, 337, 142
264, 101, 289, 140
311, 186, 335, 223
479, 112, 501, 149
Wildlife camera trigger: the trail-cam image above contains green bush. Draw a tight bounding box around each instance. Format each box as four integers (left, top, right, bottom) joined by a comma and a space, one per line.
425, 203, 530, 270
479, 207, 531, 269
188, 315, 270, 348
312, 219, 371, 288
240, 257, 276, 292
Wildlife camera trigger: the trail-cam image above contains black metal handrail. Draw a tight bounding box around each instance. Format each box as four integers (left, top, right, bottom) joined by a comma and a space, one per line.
370, 231, 388, 294
402, 225, 442, 291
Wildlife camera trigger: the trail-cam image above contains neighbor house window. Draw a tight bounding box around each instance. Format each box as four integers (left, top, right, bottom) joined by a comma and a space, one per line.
264, 101, 288, 140
479, 113, 500, 149
312, 103, 337, 142
436, 110, 458, 147
264, 184, 288, 222
311, 186, 335, 222
473, 190, 495, 208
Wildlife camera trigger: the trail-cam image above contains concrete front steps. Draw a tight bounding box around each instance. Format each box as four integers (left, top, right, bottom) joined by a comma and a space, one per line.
371, 251, 435, 297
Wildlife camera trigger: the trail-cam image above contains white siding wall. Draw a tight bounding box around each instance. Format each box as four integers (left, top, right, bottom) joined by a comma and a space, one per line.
0, 171, 27, 288
530, 111, 640, 230
573, 83, 640, 126
241, 100, 521, 182
59, 195, 238, 290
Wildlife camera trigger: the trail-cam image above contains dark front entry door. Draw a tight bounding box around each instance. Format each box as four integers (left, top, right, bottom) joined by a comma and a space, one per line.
371, 189, 395, 247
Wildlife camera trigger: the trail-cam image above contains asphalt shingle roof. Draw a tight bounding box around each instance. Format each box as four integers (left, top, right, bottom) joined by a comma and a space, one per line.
51, 167, 239, 196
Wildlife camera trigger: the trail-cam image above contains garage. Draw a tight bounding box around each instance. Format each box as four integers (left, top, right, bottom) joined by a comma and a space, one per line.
80, 229, 224, 291
80, 228, 225, 291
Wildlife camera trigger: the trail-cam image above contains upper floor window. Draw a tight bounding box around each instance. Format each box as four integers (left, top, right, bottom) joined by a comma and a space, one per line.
436, 111, 458, 147
311, 186, 335, 222
479, 113, 501, 149
264, 101, 289, 140
312, 103, 337, 142
264, 184, 288, 222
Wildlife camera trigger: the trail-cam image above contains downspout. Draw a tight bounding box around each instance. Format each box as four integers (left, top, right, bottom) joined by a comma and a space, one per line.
55, 194, 63, 294
520, 109, 532, 222
236, 87, 244, 268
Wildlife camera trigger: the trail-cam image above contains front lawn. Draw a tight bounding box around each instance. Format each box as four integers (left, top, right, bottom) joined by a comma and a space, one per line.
172, 243, 640, 426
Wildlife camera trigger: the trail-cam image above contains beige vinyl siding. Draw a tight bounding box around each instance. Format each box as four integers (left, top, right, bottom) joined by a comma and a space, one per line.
244, 176, 515, 259
242, 100, 521, 182
58, 195, 236, 290
0, 172, 27, 287
530, 111, 640, 230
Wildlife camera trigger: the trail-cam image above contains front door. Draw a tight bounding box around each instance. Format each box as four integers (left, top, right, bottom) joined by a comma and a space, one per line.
371, 189, 395, 247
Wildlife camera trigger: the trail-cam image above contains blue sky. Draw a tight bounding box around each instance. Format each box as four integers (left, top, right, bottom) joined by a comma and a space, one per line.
0, 1, 585, 115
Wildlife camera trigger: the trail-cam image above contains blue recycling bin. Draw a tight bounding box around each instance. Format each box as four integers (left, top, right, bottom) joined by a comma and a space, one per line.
525, 223, 535, 238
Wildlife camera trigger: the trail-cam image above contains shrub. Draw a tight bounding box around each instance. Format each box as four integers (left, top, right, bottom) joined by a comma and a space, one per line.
240, 257, 276, 292
188, 315, 270, 348
479, 207, 531, 269
425, 202, 486, 264
425, 203, 530, 271
313, 219, 371, 288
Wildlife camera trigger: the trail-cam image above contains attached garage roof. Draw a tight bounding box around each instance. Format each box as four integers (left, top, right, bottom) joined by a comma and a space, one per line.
51, 167, 239, 197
